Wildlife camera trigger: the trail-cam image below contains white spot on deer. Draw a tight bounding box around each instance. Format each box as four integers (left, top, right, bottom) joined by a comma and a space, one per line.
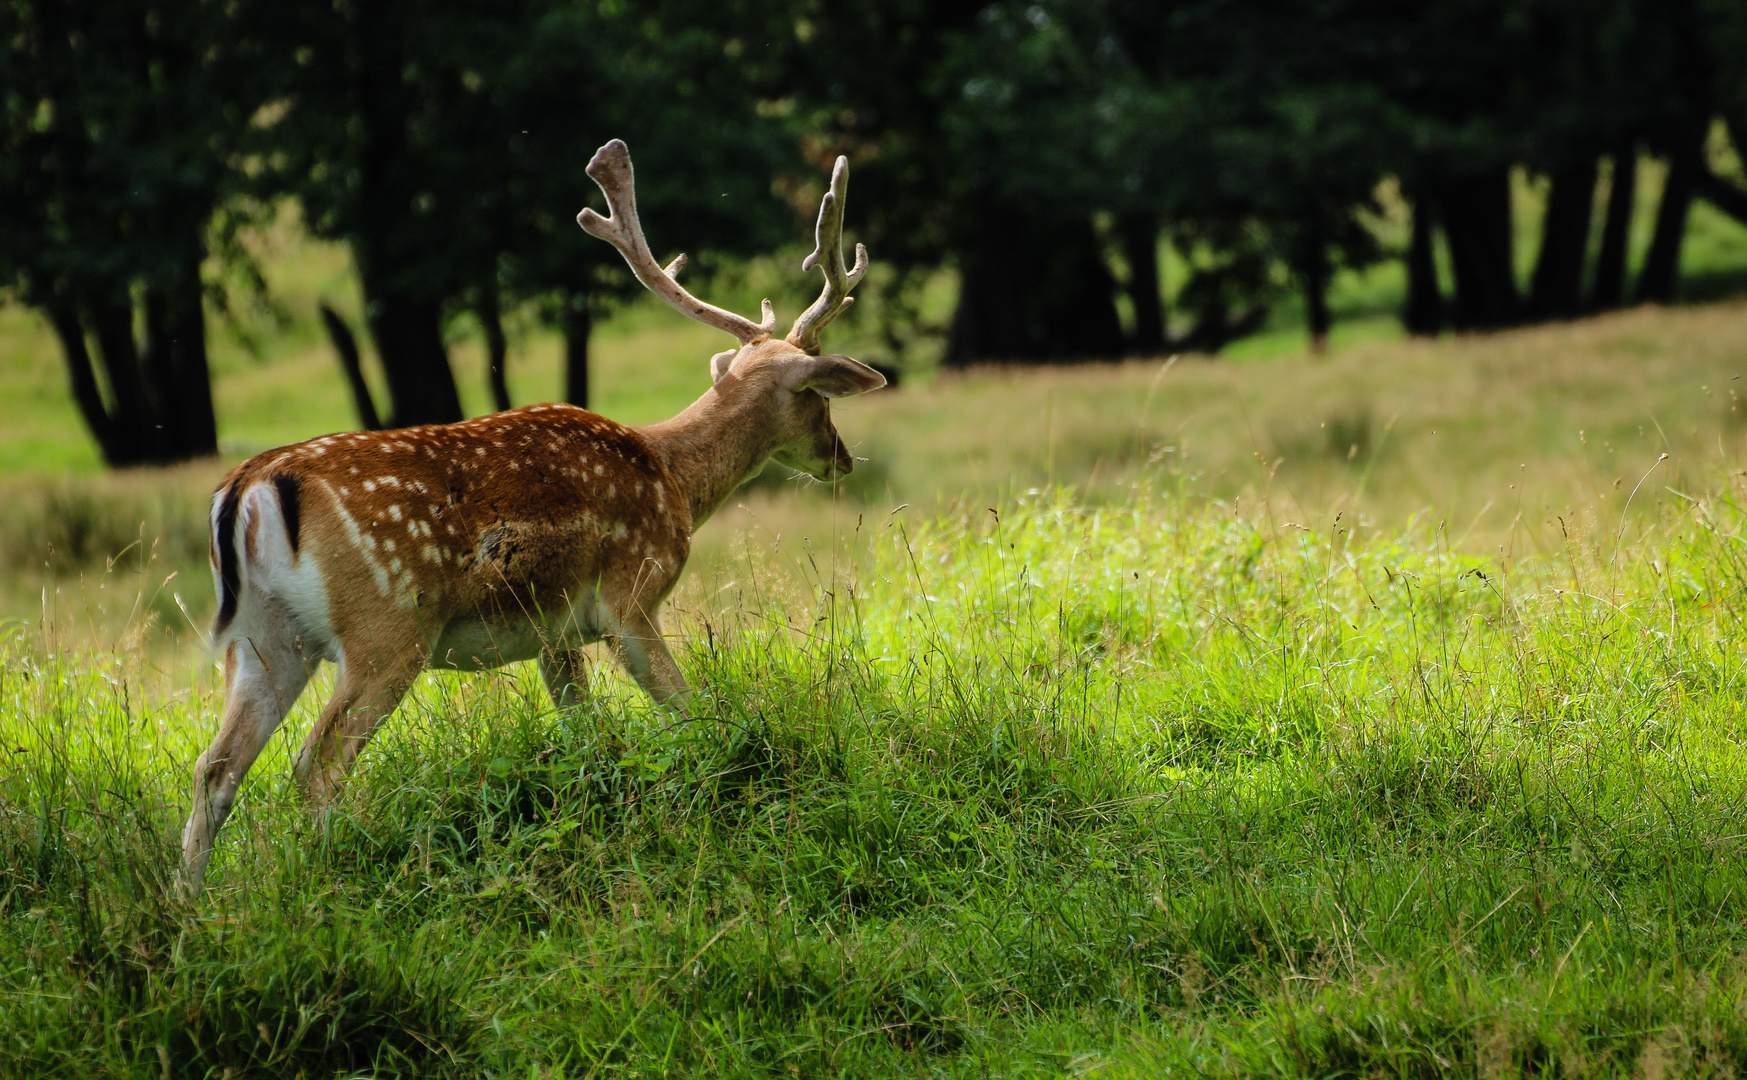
384, 476, 401, 488
422, 544, 441, 563
390, 557, 402, 572
349, 466, 360, 475
384, 538, 396, 552
339, 486, 350, 496
323, 482, 391, 597
594, 464, 604, 475
363, 480, 377, 492
613, 522, 628, 539
475, 447, 487, 456
389, 505, 403, 521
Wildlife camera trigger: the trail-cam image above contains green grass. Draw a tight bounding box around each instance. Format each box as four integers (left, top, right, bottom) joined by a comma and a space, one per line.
8, 484, 1747, 1075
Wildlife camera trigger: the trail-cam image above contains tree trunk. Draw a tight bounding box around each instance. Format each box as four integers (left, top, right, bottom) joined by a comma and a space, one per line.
1528, 157, 1598, 320
1117, 213, 1165, 355
946, 200, 1125, 365
1403, 196, 1443, 335
351, 0, 463, 428
1302, 257, 1331, 354
1436, 167, 1519, 329
48, 284, 212, 467
152, 244, 218, 459
320, 303, 383, 431
89, 295, 167, 464
364, 288, 463, 427
1697, 163, 1747, 225
1591, 145, 1637, 310
480, 288, 510, 414
47, 306, 127, 466
1636, 129, 1703, 304
1707, 113, 1747, 225
563, 292, 591, 409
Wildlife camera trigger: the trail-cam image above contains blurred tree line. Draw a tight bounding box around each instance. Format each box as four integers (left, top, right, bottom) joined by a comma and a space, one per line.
4, 0, 1747, 466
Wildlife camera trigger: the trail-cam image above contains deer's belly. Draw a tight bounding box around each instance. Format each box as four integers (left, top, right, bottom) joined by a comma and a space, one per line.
429, 592, 607, 671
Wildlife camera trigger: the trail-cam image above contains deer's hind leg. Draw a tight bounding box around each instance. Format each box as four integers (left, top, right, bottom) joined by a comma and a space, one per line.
293, 636, 425, 809
181, 628, 315, 896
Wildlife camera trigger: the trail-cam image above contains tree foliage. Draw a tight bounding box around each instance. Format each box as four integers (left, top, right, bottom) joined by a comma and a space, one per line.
6, 0, 1747, 464
251, 0, 793, 425
0, 0, 271, 465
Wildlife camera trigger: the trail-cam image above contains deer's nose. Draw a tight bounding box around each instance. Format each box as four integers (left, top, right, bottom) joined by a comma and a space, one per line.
828, 434, 854, 477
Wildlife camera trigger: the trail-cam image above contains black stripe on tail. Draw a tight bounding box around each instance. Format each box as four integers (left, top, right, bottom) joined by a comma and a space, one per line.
272, 473, 304, 553
212, 479, 243, 635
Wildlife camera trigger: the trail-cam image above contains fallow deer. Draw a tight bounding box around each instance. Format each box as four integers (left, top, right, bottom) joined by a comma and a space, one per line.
179, 140, 885, 895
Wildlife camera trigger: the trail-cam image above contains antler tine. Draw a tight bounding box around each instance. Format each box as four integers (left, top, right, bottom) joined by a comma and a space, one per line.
787, 155, 869, 355
577, 140, 773, 346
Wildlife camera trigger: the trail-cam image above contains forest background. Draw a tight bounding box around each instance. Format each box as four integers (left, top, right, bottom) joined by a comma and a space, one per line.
8, 0, 1747, 471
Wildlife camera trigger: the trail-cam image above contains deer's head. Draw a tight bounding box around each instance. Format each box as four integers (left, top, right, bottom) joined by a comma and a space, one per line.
578, 141, 885, 485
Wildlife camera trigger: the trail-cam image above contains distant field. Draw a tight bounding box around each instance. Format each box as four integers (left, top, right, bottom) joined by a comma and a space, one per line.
8, 294, 1747, 650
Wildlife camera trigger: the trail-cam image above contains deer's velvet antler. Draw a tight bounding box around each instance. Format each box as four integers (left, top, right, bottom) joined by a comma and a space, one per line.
787, 156, 869, 356
576, 139, 776, 346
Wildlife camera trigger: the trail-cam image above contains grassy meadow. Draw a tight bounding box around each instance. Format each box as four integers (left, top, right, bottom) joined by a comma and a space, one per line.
7, 179, 1747, 1074
12, 487, 1747, 1075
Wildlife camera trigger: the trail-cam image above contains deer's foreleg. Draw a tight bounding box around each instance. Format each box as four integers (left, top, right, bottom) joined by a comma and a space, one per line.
612, 610, 690, 708
540, 647, 593, 710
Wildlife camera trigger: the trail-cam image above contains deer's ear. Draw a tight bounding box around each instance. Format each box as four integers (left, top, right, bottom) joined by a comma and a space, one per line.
710, 349, 739, 384
788, 354, 886, 398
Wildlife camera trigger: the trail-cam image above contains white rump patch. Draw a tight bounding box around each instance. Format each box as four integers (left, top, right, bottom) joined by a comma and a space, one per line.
219, 481, 336, 660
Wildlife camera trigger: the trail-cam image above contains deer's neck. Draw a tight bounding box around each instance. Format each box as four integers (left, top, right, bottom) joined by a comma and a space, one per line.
639, 382, 781, 529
